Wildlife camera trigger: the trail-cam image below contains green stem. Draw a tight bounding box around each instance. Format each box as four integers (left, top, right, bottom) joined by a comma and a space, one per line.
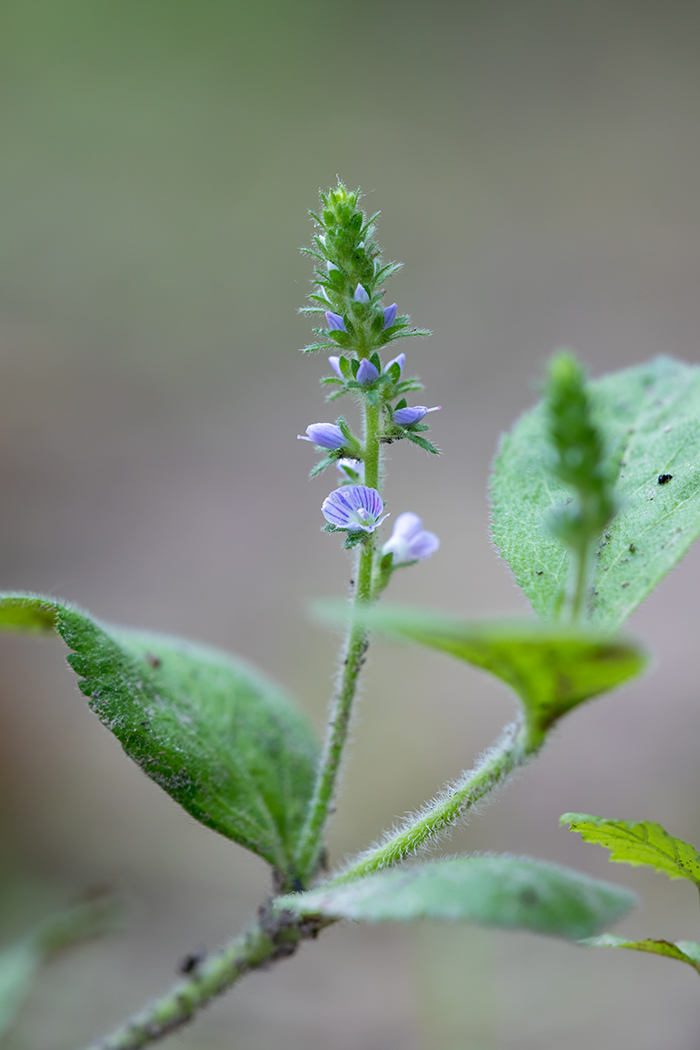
331, 723, 534, 885
82, 907, 331, 1050
293, 398, 383, 884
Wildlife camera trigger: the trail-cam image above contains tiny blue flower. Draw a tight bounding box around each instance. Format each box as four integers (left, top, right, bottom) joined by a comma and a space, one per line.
354, 283, 370, 305
356, 359, 379, 385
322, 486, 389, 532
328, 356, 343, 379
327, 261, 339, 272
326, 311, 347, 332
393, 405, 441, 426
384, 353, 405, 376
318, 234, 326, 248
382, 512, 440, 563
298, 423, 346, 449
383, 303, 398, 329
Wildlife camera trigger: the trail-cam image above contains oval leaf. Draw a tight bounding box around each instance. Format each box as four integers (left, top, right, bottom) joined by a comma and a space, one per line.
581, 934, 700, 976
320, 604, 645, 746
281, 856, 636, 941
0, 594, 319, 881
561, 814, 700, 886
491, 356, 700, 629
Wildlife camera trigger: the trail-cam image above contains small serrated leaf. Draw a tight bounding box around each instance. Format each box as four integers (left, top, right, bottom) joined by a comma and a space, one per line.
280, 856, 636, 941
321, 605, 645, 747
0, 594, 319, 884
561, 814, 700, 886
490, 356, 700, 629
581, 933, 700, 975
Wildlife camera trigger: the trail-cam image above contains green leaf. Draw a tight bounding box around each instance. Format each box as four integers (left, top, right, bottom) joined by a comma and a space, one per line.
561, 814, 700, 886
281, 856, 636, 940
490, 356, 700, 629
0, 896, 117, 1042
0, 594, 319, 882
581, 934, 700, 976
321, 604, 645, 747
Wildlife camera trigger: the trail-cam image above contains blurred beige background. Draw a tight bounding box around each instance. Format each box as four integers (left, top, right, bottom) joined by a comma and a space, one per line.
1, 1, 700, 1047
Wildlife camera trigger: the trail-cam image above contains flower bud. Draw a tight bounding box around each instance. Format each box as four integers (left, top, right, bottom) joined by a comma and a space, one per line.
384, 353, 405, 376
383, 303, 398, 329
356, 359, 379, 385
354, 283, 370, 305
325, 311, 347, 332
328, 356, 343, 379
393, 405, 441, 426
298, 423, 346, 449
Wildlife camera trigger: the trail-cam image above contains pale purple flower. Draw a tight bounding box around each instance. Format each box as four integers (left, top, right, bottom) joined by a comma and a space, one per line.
393, 405, 442, 426
297, 423, 346, 449
382, 512, 440, 563
384, 353, 405, 376
383, 303, 398, 329
354, 283, 370, 305
326, 311, 346, 332
328, 356, 343, 379
322, 486, 389, 533
327, 261, 339, 272
356, 359, 379, 385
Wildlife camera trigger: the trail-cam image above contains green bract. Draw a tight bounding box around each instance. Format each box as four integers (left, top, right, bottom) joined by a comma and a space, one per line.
281, 855, 636, 941
491, 356, 700, 629
318, 604, 645, 748
0, 594, 319, 887
561, 814, 700, 886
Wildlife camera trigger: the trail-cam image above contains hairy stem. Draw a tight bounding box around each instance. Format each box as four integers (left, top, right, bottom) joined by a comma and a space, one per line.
332, 723, 535, 884
81, 907, 331, 1050
293, 398, 383, 883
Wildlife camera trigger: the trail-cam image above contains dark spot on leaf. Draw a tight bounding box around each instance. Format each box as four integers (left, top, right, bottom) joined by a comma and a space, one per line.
145, 653, 162, 668
629, 543, 636, 553
535, 570, 543, 575
658, 474, 673, 485
621, 582, 630, 588
519, 888, 538, 906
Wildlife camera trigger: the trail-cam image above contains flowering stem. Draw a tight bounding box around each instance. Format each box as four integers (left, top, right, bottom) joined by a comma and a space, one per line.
330, 722, 537, 885
294, 398, 383, 885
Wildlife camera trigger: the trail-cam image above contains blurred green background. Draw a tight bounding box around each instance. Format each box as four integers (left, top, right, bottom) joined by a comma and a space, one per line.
1, 1, 700, 1046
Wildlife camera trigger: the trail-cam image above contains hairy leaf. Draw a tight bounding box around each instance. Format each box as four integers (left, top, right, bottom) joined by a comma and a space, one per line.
491, 356, 700, 628
581, 934, 700, 976
0, 594, 319, 880
320, 604, 645, 745
561, 814, 700, 886
282, 856, 636, 940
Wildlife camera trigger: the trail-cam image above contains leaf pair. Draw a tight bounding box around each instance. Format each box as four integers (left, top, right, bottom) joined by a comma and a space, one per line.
0, 594, 319, 889
563, 814, 700, 976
